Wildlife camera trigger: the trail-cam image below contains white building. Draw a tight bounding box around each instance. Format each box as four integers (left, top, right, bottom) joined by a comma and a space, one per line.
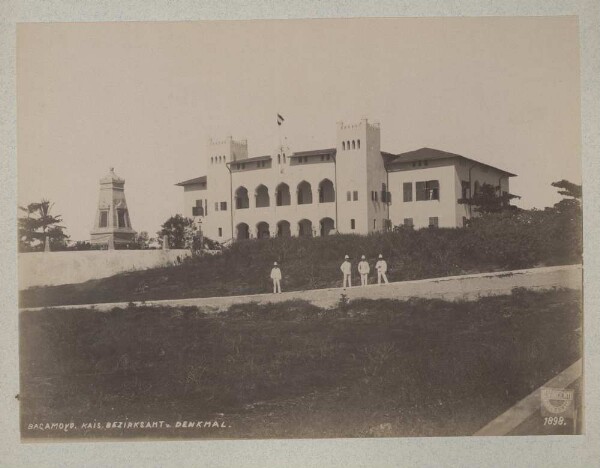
176, 119, 516, 241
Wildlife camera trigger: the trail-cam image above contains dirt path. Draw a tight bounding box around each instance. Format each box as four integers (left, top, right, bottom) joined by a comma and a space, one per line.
20, 264, 582, 312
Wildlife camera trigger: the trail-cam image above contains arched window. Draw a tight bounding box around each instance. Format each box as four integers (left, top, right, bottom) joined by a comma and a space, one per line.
357, 139, 360, 149
235, 186, 250, 209
342, 142, 346, 150
320, 217, 335, 236
277, 220, 291, 237
347, 140, 351, 149
256, 222, 270, 239
297, 181, 313, 205
211, 157, 214, 164
352, 140, 356, 149
474, 181, 480, 195
276, 183, 291, 206
255, 184, 270, 208
298, 219, 313, 237
318, 179, 335, 203
236, 223, 250, 240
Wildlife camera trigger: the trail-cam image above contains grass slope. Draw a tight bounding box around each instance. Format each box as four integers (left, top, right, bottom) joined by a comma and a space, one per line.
20, 229, 579, 307
20, 289, 582, 439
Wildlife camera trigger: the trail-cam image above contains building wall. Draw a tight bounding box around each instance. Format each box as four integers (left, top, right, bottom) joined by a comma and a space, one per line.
182, 183, 207, 219
204, 137, 248, 240
454, 160, 511, 226
335, 120, 370, 234
229, 153, 337, 239
183, 121, 514, 238
388, 162, 459, 229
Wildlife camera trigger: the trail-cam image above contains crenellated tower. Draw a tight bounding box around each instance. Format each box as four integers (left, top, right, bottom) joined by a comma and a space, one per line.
334, 118, 387, 234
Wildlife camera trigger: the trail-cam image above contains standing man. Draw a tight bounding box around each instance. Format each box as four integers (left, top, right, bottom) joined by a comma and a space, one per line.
340, 255, 352, 288
358, 255, 370, 286
375, 254, 389, 285
270, 261, 282, 294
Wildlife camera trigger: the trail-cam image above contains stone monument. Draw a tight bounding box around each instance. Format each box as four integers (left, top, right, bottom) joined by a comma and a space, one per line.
90, 168, 136, 248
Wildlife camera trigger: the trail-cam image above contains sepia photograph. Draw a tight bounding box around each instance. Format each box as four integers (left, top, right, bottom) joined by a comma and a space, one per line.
14, 15, 586, 444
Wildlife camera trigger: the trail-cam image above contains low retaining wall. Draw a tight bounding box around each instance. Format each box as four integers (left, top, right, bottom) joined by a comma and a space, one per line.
22, 264, 582, 312
19, 249, 191, 289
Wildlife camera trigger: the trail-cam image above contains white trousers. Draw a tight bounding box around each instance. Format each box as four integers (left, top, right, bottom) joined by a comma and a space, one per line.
360, 273, 368, 286
273, 279, 281, 294
377, 271, 389, 284
343, 273, 352, 288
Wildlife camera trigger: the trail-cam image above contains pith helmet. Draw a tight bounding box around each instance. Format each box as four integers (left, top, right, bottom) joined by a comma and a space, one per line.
361, 255, 366, 260
274, 261, 278, 266
378, 254, 383, 259
344, 255, 349, 259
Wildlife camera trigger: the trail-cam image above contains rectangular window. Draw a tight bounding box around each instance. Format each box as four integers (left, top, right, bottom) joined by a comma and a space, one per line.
373, 219, 376, 229
117, 209, 126, 228
220, 201, 227, 211
404, 218, 413, 227
427, 180, 440, 200
353, 190, 358, 201
403, 182, 412, 202
429, 217, 439, 228
462, 216, 468, 227
218, 227, 223, 237
214, 202, 219, 211
99, 210, 108, 228
351, 219, 356, 230
375, 191, 378, 201
347, 191, 351, 201
461, 181, 470, 199
193, 200, 204, 217
416, 180, 440, 201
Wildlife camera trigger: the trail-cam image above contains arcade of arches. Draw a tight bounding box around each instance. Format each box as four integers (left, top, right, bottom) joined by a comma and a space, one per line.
235, 217, 336, 240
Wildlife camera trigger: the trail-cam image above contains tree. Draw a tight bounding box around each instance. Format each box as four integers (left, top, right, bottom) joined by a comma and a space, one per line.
156, 215, 196, 249
459, 183, 520, 214
551, 179, 582, 199
18, 199, 69, 252
134, 231, 151, 249
551, 179, 582, 214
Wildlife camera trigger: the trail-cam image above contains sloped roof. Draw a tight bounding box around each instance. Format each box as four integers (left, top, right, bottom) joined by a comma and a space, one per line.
175, 175, 207, 186
386, 147, 516, 177
228, 155, 272, 165
291, 148, 337, 158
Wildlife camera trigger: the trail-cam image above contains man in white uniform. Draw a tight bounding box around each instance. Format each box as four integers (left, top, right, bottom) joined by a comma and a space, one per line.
375, 254, 389, 285
358, 255, 370, 286
340, 255, 352, 288
270, 261, 282, 294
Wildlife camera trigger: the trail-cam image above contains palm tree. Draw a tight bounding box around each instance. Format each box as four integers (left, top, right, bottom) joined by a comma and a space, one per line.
18, 199, 68, 251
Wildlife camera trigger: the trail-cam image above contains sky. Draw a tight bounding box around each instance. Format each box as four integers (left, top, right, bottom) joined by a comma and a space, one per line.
17, 17, 581, 241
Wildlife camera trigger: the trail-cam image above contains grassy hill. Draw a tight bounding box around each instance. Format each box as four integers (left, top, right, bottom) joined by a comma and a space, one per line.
20, 216, 581, 308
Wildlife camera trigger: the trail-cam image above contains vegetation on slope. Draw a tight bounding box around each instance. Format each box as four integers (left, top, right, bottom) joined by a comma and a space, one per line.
20, 202, 582, 308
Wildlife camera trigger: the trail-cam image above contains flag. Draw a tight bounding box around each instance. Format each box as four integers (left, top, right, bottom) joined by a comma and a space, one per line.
277, 113, 285, 126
